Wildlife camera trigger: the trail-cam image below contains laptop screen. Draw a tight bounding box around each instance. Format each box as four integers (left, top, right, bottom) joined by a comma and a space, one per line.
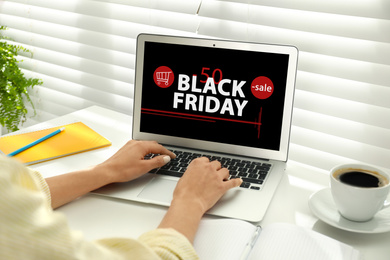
133, 34, 298, 161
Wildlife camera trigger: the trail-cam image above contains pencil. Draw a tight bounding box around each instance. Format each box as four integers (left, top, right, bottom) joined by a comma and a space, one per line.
7, 127, 65, 157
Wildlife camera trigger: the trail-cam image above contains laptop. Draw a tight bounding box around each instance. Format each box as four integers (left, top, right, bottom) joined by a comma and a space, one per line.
93, 34, 298, 222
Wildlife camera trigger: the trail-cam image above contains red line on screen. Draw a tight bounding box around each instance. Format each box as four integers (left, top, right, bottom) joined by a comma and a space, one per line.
141, 108, 261, 126
257, 107, 262, 138
142, 111, 216, 122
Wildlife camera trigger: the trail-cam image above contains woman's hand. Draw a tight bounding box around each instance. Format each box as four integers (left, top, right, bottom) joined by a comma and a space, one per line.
97, 140, 176, 183
173, 157, 241, 213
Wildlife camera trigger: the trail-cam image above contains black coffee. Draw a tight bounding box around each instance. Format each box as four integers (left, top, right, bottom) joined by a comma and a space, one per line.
338, 171, 382, 188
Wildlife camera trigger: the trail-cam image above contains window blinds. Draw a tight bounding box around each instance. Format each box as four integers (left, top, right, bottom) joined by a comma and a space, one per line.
1, 0, 389, 172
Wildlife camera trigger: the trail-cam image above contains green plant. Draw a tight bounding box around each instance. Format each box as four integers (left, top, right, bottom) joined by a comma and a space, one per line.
0, 25, 42, 132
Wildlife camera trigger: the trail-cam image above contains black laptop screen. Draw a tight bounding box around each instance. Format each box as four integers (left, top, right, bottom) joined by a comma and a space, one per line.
139, 41, 290, 151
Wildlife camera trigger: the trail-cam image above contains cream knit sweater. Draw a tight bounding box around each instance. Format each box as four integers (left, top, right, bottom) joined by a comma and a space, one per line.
0, 156, 199, 260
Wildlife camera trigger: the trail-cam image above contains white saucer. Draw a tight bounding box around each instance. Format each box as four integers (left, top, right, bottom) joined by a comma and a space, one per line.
308, 188, 390, 233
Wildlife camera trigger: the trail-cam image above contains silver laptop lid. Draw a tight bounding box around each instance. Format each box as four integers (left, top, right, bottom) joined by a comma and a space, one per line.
133, 34, 298, 162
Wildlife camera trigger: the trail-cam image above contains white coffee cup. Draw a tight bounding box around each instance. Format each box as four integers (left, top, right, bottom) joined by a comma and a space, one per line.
330, 163, 390, 222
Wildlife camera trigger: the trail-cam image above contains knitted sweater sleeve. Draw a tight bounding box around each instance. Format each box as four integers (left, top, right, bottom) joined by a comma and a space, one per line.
0, 156, 198, 260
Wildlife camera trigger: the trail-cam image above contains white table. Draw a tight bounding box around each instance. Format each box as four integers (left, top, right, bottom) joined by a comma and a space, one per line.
28, 106, 390, 260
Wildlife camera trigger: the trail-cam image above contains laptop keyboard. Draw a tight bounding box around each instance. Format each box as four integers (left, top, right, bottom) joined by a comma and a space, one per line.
145, 149, 272, 190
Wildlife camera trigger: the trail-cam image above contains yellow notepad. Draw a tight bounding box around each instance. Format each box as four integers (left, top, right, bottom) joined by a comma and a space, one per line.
0, 122, 112, 165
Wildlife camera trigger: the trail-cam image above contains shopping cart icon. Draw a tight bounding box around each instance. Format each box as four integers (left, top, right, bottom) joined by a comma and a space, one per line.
156, 71, 172, 86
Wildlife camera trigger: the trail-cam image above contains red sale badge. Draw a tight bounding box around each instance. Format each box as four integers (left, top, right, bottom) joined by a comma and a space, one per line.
251, 76, 274, 99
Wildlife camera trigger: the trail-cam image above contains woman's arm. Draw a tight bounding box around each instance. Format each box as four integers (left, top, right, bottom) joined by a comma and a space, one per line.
46, 140, 175, 209
159, 158, 242, 243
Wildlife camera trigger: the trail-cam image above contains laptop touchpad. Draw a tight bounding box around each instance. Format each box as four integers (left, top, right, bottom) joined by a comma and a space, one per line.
137, 177, 177, 204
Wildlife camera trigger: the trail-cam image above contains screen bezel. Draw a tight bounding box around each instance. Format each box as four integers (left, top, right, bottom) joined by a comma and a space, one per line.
133, 34, 298, 162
